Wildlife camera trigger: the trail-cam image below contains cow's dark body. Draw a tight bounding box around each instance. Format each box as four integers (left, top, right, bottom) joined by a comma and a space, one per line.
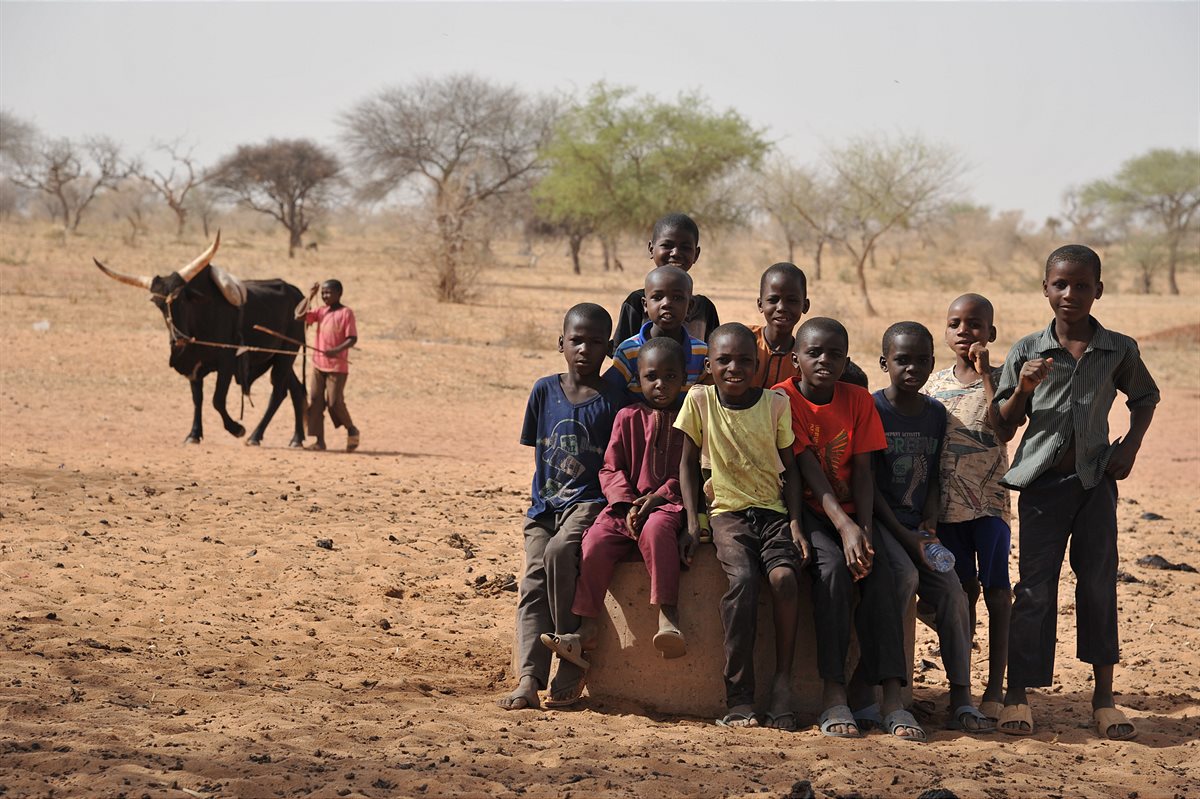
151, 264, 306, 446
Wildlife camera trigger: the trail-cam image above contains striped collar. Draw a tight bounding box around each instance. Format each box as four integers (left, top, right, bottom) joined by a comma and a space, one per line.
1032, 316, 1118, 356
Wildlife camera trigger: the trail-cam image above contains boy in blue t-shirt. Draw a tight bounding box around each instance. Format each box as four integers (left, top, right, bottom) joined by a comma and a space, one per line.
498, 303, 626, 712
871, 321, 991, 736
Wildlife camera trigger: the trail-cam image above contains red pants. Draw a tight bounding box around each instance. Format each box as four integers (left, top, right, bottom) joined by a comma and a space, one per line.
572, 506, 683, 617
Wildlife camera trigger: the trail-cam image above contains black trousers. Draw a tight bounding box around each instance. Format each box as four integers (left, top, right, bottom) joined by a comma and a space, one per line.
806, 508, 908, 686
1008, 473, 1120, 687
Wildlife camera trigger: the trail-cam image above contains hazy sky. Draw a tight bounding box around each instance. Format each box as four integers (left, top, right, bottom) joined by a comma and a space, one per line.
2, 1, 1197, 221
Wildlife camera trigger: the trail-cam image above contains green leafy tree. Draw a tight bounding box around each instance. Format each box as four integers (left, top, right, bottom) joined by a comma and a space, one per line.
1083, 148, 1200, 295
535, 83, 768, 274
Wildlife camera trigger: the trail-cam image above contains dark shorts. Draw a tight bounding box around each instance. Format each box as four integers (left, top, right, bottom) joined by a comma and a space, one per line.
710, 507, 801, 576
937, 516, 1012, 590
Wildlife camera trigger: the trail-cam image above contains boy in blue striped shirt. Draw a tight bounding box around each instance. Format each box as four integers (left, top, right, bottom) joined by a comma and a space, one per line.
993, 245, 1159, 741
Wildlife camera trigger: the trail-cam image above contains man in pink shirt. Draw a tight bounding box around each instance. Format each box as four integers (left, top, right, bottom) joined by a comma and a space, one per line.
295, 279, 359, 451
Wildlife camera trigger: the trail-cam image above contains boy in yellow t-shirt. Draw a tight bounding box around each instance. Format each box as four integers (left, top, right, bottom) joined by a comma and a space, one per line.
676, 323, 809, 731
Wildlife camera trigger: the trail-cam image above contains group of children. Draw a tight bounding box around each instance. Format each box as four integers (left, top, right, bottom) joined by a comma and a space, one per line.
498, 213, 1159, 744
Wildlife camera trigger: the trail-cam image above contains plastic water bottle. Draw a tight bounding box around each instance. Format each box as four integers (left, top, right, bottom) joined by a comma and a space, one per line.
923, 541, 956, 573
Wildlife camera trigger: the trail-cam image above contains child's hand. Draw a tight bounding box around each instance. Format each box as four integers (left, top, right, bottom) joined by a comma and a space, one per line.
678, 530, 698, 567
790, 521, 811, 569
840, 525, 874, 581
968, 342, 990, 373
1018, 357, 1054, 393
309, 282, 321, 296
914, 528, 942, 571
1105, 437, 1140, 480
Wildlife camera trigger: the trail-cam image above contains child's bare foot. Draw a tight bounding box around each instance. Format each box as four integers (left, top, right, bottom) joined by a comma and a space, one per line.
716, 703, 759, 728
764, 673, 797, 731
497, 675, 540, 711
653, 606, 686, 658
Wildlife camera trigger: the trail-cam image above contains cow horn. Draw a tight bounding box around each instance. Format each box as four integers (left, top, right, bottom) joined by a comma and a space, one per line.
93, 258, 153, 290
176, 230, 221, 284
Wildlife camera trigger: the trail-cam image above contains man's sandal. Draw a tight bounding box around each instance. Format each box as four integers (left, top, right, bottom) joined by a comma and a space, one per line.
998, 703, 1034, 736
1094, 707, 1137, 741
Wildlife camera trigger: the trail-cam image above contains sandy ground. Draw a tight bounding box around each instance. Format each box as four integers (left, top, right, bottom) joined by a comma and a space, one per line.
1, 228, 1198, 798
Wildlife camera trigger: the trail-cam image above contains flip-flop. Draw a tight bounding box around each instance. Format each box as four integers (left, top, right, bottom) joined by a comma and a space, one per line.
998, 703, 1034, 736
948, 705, 996, 733
544, 673, 587, 708
653, 629, 686, 659
818, 704, 861, 738
763, 711, 798, 732
1094, 707, 1137, 741
979, 700, 1004, 722
715, 711, 759, 728
884, 709, 928, 742
852, 703, 883, 732
539, 633, 590, 669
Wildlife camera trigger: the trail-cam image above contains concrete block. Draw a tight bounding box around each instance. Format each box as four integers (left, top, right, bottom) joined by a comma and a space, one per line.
584, 547, 914, 719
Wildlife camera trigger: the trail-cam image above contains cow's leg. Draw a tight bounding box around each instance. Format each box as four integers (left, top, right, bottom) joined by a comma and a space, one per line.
246, 360, 291, 446
185, 376, 205, 444
212, 368, 246, 438
286, 368, 306, 448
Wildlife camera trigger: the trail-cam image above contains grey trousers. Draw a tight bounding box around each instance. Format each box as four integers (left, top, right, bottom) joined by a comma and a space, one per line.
1009, 473, 1119, 687
807, 508, 907, 686
876, 527, 973, 687
515, 501, 603, 689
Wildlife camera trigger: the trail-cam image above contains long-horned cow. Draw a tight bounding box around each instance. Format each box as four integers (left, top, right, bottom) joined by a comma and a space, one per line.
94, 234, 307, 446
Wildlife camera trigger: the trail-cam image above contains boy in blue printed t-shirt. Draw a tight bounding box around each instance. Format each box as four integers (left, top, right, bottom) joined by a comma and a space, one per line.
498, 303, 627, 712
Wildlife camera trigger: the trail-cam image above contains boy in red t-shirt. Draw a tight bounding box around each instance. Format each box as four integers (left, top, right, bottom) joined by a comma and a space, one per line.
296, 280, 359, 451
773, 317, 919, 741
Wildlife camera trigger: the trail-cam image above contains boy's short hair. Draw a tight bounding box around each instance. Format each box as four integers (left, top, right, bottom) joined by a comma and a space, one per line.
796, 317, 848, 350
1046, 244, 1102, 280
322, 279, 344, 293
760, 262, 808, 295
839, 359, 869, 389
950, 292, 995, 323
707, 321, 756, 351
651, 213, 700, 243
882, 321, 934, 355
645, 265, 694, 294
563, 302, 612, 334
639, 335, 687, 373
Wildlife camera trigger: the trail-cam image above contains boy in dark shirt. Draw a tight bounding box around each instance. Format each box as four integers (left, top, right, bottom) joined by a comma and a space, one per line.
994, 246, 1159, 740
872, 322, 989, 735
498, 303, 627, 711
612, 213, 720, 346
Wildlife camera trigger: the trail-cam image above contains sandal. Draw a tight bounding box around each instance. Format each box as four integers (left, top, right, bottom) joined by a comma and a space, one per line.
539, 633, 590, 669
852, 703, 883, 732
817, 704, 861, 738
1094, 707, 1137, 741
998, 703, 1034, 736
948, 705, 996, 733
884, 709, 927, 742
544, 674, 587, 708
715, 711, 759, 728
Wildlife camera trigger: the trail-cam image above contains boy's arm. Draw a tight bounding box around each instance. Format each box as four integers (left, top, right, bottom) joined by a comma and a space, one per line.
873, 469, 934, 568
838, 452, 875, 579
295, 283, 319, 320
1105, 405, 1155, 480
678, 436, 703, 565
994, 345, 1053, 443
323, 336, 357, 356
599, 415, 638, 517
779, 447, 810, 567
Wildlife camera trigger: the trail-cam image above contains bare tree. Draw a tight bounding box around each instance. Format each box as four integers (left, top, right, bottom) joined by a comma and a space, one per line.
7, 129, 129, 232
133, 140, 207, 238
826, 133, 966, 315
211, 138, 340, 257
341, 73, 558, 301
758, 156, 838, 279
186, 184, 223, 238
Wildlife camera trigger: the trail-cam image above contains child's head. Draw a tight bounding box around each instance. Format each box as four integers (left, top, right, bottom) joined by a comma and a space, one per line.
793, 317, 848, 391
320, 279, 344, 306
880, 321, 935, 395
945, 293, 996, 361
559, 303, 613, 377
637, 336, 687, 410
1044, 245, 1103, 325
839, 359, 869, 390
647, 213, 701, 271
758, 262, 810, 339
705, 323, 758, 401
642, 266, 694, 334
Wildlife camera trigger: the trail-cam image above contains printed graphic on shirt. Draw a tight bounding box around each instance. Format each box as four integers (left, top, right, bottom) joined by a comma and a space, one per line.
885, 432, 937, 507
811, 424, 851, 503
537, 419, 604, 504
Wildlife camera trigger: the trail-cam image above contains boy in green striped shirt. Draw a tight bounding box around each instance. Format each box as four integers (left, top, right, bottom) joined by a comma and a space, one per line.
993, 245, 1159, 741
